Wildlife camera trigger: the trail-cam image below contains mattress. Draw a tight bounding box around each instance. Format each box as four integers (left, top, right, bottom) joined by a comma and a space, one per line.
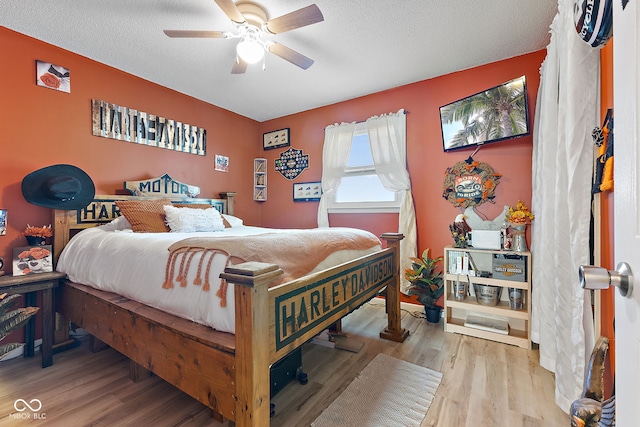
56, 220, 381, 334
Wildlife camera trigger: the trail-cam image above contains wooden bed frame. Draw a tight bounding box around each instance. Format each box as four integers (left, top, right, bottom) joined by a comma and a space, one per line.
51, 174, 407, 426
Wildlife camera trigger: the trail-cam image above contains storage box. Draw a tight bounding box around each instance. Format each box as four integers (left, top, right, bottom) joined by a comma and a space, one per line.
492, 254, 526, 282
470, 230, 501, 250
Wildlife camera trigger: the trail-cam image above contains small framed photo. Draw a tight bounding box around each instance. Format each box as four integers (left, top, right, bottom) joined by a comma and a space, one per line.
12, 245, 53, 276
293, 181, 322, 202
263, 128, 290, 150
215, 154, 229, 172
0, 209, 6, 236
36, 60, 70, 93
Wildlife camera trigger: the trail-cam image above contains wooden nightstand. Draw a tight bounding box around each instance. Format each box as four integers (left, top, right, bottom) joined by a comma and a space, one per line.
0, 271, 66, 368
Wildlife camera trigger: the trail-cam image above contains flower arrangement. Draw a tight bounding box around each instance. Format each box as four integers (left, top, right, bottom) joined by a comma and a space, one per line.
23, 224, 53, 239
505, 201, 535, 224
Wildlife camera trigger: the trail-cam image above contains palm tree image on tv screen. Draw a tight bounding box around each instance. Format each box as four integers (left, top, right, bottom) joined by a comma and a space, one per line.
440, 76, 529, 152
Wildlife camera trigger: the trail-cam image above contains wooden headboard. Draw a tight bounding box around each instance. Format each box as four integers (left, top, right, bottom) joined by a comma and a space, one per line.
51, 173, 236, 263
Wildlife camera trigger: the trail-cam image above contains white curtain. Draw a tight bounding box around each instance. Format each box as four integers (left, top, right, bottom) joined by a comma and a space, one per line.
317, 122, 355, 227
367, 109, 417, 294
531, 0, 598, 412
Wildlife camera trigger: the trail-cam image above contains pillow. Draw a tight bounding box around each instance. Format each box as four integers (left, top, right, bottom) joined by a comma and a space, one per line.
164, 205, 225, 232
115, 199, 172, 232
173, 203, 231, 228
100, 215, 132, 231
222, 214, 243, 227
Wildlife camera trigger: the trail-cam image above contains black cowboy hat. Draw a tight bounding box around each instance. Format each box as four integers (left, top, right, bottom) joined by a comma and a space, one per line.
21, 164, 95, 210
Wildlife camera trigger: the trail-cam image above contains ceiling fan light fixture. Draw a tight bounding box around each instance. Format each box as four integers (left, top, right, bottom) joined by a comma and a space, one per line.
237, 39, 264, 64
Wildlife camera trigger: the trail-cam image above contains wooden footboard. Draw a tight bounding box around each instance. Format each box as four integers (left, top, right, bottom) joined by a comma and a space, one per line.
56, 228, 405, 425
221, 232, 406, 425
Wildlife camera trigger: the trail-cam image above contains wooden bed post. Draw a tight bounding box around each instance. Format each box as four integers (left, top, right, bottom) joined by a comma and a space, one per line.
379, 233, 409, 343
219, 192, 237, 216
220, 261, 283, 427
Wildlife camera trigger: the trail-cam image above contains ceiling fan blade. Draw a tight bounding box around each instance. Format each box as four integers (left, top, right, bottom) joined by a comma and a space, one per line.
231, 57, 248, 74
214, 0, 246, 24
265, 4, 324, 34
163, 30, 226, 38
268, 43, 314, 70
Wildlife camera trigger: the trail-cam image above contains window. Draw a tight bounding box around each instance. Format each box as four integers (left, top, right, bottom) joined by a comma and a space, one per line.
328, 124, 401, 213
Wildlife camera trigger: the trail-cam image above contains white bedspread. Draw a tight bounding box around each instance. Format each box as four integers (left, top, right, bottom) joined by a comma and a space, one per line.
56, 222, 381, 334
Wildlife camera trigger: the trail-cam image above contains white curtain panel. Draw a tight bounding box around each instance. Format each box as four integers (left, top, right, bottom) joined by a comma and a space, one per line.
531, 0, 598, 412
317, 122, 355, 227
367, 109, 417, 294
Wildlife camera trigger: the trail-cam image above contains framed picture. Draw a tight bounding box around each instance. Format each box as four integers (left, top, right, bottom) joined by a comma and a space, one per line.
440, 76, 529, 152
12, 245, 53, 276
0, 209, 6, 236
293, 182, 322, 202
263, 128, 290, 150
215, 154, 229, 172
36, 60, 70, 93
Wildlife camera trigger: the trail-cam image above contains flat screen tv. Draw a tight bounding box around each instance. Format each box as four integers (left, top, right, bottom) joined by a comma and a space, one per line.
440, 76, 530, 152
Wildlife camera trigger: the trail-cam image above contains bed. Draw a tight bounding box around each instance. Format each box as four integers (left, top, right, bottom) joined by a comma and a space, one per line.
52, 174, 407, 426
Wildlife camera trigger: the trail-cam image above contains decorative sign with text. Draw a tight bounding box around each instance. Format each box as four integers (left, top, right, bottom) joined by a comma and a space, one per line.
91, 99, 206, 156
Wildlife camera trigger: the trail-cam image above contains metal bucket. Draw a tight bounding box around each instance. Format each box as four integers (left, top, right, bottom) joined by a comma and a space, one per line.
508, 287, 524, 310
473, 283, 502, 306
453, 279, 468, 301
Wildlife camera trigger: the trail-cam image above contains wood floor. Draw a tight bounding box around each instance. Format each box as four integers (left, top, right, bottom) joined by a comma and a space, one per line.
0, 300, 569, 426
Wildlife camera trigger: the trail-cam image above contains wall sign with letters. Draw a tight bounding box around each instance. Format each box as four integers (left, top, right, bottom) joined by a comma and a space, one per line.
91, 99, 206, 156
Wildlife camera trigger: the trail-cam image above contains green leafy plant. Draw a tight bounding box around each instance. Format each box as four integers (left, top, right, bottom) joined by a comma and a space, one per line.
404, 248, 444, 309
0, 293, 39, 360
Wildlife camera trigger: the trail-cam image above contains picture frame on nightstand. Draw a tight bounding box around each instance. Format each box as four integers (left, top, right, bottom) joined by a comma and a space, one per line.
12, 245, 53, 276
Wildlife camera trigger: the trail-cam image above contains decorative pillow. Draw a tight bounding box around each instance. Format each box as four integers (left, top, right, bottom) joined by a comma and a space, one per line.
115, 199, 172, 232
173, 203, 231, 228
164, 205, 225, 232
222, 214, 243, 227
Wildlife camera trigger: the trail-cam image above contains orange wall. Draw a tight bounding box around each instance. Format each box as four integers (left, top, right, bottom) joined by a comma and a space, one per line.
1, 26, 545, 334
0, 27, 261, 268
259, 51, 545, 260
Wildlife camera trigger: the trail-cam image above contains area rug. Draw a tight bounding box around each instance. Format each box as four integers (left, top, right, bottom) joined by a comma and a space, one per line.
311, 353, 443, 427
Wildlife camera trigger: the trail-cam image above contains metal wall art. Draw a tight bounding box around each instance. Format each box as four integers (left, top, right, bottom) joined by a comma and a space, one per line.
275, 147, 309, 180
91, 99, 206, 156
443, 158, 502, 208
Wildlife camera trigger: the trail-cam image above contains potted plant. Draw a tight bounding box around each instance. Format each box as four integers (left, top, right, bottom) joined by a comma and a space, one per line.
404, 248, 445, 323
0, 293, 39, 360
23, 224, 53, 246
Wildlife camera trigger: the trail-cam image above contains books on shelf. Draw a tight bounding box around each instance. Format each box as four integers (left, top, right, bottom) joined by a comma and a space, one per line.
448, 250, 477, 275
464, 314, 509, 335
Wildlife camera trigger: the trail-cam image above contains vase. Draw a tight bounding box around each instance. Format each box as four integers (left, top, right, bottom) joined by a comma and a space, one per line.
510, 222, 528, 252
25, 236, 47, 246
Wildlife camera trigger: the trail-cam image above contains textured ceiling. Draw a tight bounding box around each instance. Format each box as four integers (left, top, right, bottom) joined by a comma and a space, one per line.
2, 0, 557, 122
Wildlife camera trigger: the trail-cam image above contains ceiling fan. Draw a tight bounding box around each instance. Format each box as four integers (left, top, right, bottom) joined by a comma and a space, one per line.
163, 0, 324, 74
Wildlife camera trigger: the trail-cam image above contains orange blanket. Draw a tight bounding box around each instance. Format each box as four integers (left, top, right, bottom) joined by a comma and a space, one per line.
163, 228, 381, 306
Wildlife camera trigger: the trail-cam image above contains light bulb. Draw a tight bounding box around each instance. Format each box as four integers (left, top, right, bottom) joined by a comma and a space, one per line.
237, 40, 264, 64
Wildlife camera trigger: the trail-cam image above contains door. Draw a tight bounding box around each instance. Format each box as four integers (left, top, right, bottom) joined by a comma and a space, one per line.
613, 0, 640, 424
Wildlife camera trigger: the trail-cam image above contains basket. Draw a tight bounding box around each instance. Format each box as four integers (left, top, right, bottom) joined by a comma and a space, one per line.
473, 283, 502, 306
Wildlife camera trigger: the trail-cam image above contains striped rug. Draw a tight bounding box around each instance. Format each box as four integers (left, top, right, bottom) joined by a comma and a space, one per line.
312, 353, 443, 427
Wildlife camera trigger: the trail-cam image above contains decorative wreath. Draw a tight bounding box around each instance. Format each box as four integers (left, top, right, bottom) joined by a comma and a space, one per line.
442, 158, 502, 208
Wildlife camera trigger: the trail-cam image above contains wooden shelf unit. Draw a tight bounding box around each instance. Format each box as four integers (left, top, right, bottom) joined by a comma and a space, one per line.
443, 246, 532, 349
253, 158, 267, 201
